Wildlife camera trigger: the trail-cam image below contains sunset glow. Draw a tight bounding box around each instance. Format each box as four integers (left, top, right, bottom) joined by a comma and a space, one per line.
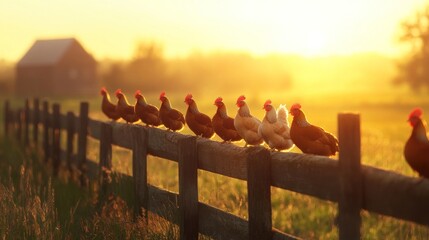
0, 0, 427, 61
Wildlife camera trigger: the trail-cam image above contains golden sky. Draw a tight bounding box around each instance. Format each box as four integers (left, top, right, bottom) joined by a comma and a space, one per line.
0, 0, 426, 61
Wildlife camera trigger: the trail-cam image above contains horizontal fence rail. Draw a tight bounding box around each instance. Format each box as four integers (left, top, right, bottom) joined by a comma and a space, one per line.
3, 99, 429, 240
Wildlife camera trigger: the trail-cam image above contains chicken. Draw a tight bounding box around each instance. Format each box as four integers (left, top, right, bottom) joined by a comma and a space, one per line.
134, 90, 162, 127
212, 97, 242, 142
115, 89, 139, 124
289, 103, 338, 156
234, 95, 263, 147
100, 87, 121, 121
184, 94, 214, 138
404, 108, 429, 178
258, 100, 294, 151
159, 91, 185, 132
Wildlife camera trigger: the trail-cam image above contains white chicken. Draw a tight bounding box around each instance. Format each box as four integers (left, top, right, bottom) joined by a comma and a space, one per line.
258, 100, 294, 151
234, 95, 263, 147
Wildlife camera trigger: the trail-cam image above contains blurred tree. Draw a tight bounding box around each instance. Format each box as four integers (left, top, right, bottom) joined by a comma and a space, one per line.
103, 61, 125, 90
126, 41, 169, 92
394, 5, 429, 91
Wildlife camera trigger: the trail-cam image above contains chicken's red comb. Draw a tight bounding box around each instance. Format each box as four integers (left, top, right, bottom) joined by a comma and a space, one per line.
101, 87, 107, 92
134, 90, 142, 98
160, 91, 166, 98
214, 97, 223, 104
237, 95, 246, 102
115, 89, 122, 96
290, 103, 301, 111
408, 108, 423, 119
185, 93, 193, 101
264, 99, 272, 108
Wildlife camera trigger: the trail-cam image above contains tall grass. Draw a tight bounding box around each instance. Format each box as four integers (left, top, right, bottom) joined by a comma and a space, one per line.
0, 137, 182, 240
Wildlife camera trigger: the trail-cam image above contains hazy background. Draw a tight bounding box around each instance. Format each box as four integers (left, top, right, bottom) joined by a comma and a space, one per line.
0, 0, 428, 102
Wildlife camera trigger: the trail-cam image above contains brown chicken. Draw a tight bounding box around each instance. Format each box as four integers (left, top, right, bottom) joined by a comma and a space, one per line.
115, 89, 139, 124
134, 90, 162, 127
404, 108, 429, 178
184, 94, 214, 138
159, 91, 185, 132
289, 103, 338, 156
100, 87, 121, 121
234, 95, 263, 147
212, 97, 242, 142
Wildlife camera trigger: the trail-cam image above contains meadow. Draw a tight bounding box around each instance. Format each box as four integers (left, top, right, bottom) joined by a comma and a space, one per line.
2, 82, 429, 239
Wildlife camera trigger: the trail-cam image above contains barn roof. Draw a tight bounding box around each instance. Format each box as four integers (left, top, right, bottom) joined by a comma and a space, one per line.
17, 38, 80, 67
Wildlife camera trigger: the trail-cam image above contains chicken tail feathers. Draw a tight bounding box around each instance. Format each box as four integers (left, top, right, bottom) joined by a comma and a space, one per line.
277, 104, 288, 124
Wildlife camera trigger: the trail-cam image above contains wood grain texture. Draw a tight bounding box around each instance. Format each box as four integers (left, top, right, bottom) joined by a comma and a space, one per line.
247, 146, 272, 240
197, 138, 248, 180
338, 113, 362, 240
270, 152, 339, 202
131, 126, 148, 219
178, 136, 198, 240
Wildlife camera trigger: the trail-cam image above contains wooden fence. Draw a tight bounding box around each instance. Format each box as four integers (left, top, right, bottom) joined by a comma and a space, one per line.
3, 99, 429, 240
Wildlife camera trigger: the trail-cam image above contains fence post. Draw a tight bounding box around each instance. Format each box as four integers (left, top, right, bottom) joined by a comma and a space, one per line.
178, 136, 198, 240
338, 113, 362, 240
16, 109, 22, 141
131, 126, 149, 221
99, 122, 113, 201
66, 112, 75, 172
247, 147, 272, 240
52, 104, 61, 176
24, 99, 30, 146
43, 101, 50, 163
33, 98, 40, 145
4, 100, 9, 137
77, 102, 89, 187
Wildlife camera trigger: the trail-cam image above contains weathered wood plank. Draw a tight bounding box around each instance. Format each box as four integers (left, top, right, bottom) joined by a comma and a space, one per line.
197, 138, 248, 180
99, 122, 113, 203
198, 202, 248, 240
78, 102, 89, 187
88, 118, 101, 139
16, 109, 22, 141
362, 166, 429, 226
146, 127, 184, 160
270, 152, 339, 202
33, 99, 40, 145
178, 136, 198, 240
59, 113, 69, 130
131, 126, 149, 220
66, 112, 75, 172
52, 104, 61, 176
338, 113, 362, 240
247, 147, 272, 240
24, 99, 30, 145
43, 101, 50, 163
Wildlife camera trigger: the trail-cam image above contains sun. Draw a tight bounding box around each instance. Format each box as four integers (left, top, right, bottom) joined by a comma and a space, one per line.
301, 30, 329, 57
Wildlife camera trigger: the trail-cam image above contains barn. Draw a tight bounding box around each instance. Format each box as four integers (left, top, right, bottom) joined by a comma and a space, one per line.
15, 38, 98, 96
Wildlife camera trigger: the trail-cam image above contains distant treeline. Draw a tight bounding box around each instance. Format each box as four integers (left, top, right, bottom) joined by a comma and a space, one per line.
101, 42, 293, 95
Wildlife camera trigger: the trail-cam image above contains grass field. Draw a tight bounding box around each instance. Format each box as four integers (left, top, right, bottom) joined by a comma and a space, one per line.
1, 87, 429, 239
